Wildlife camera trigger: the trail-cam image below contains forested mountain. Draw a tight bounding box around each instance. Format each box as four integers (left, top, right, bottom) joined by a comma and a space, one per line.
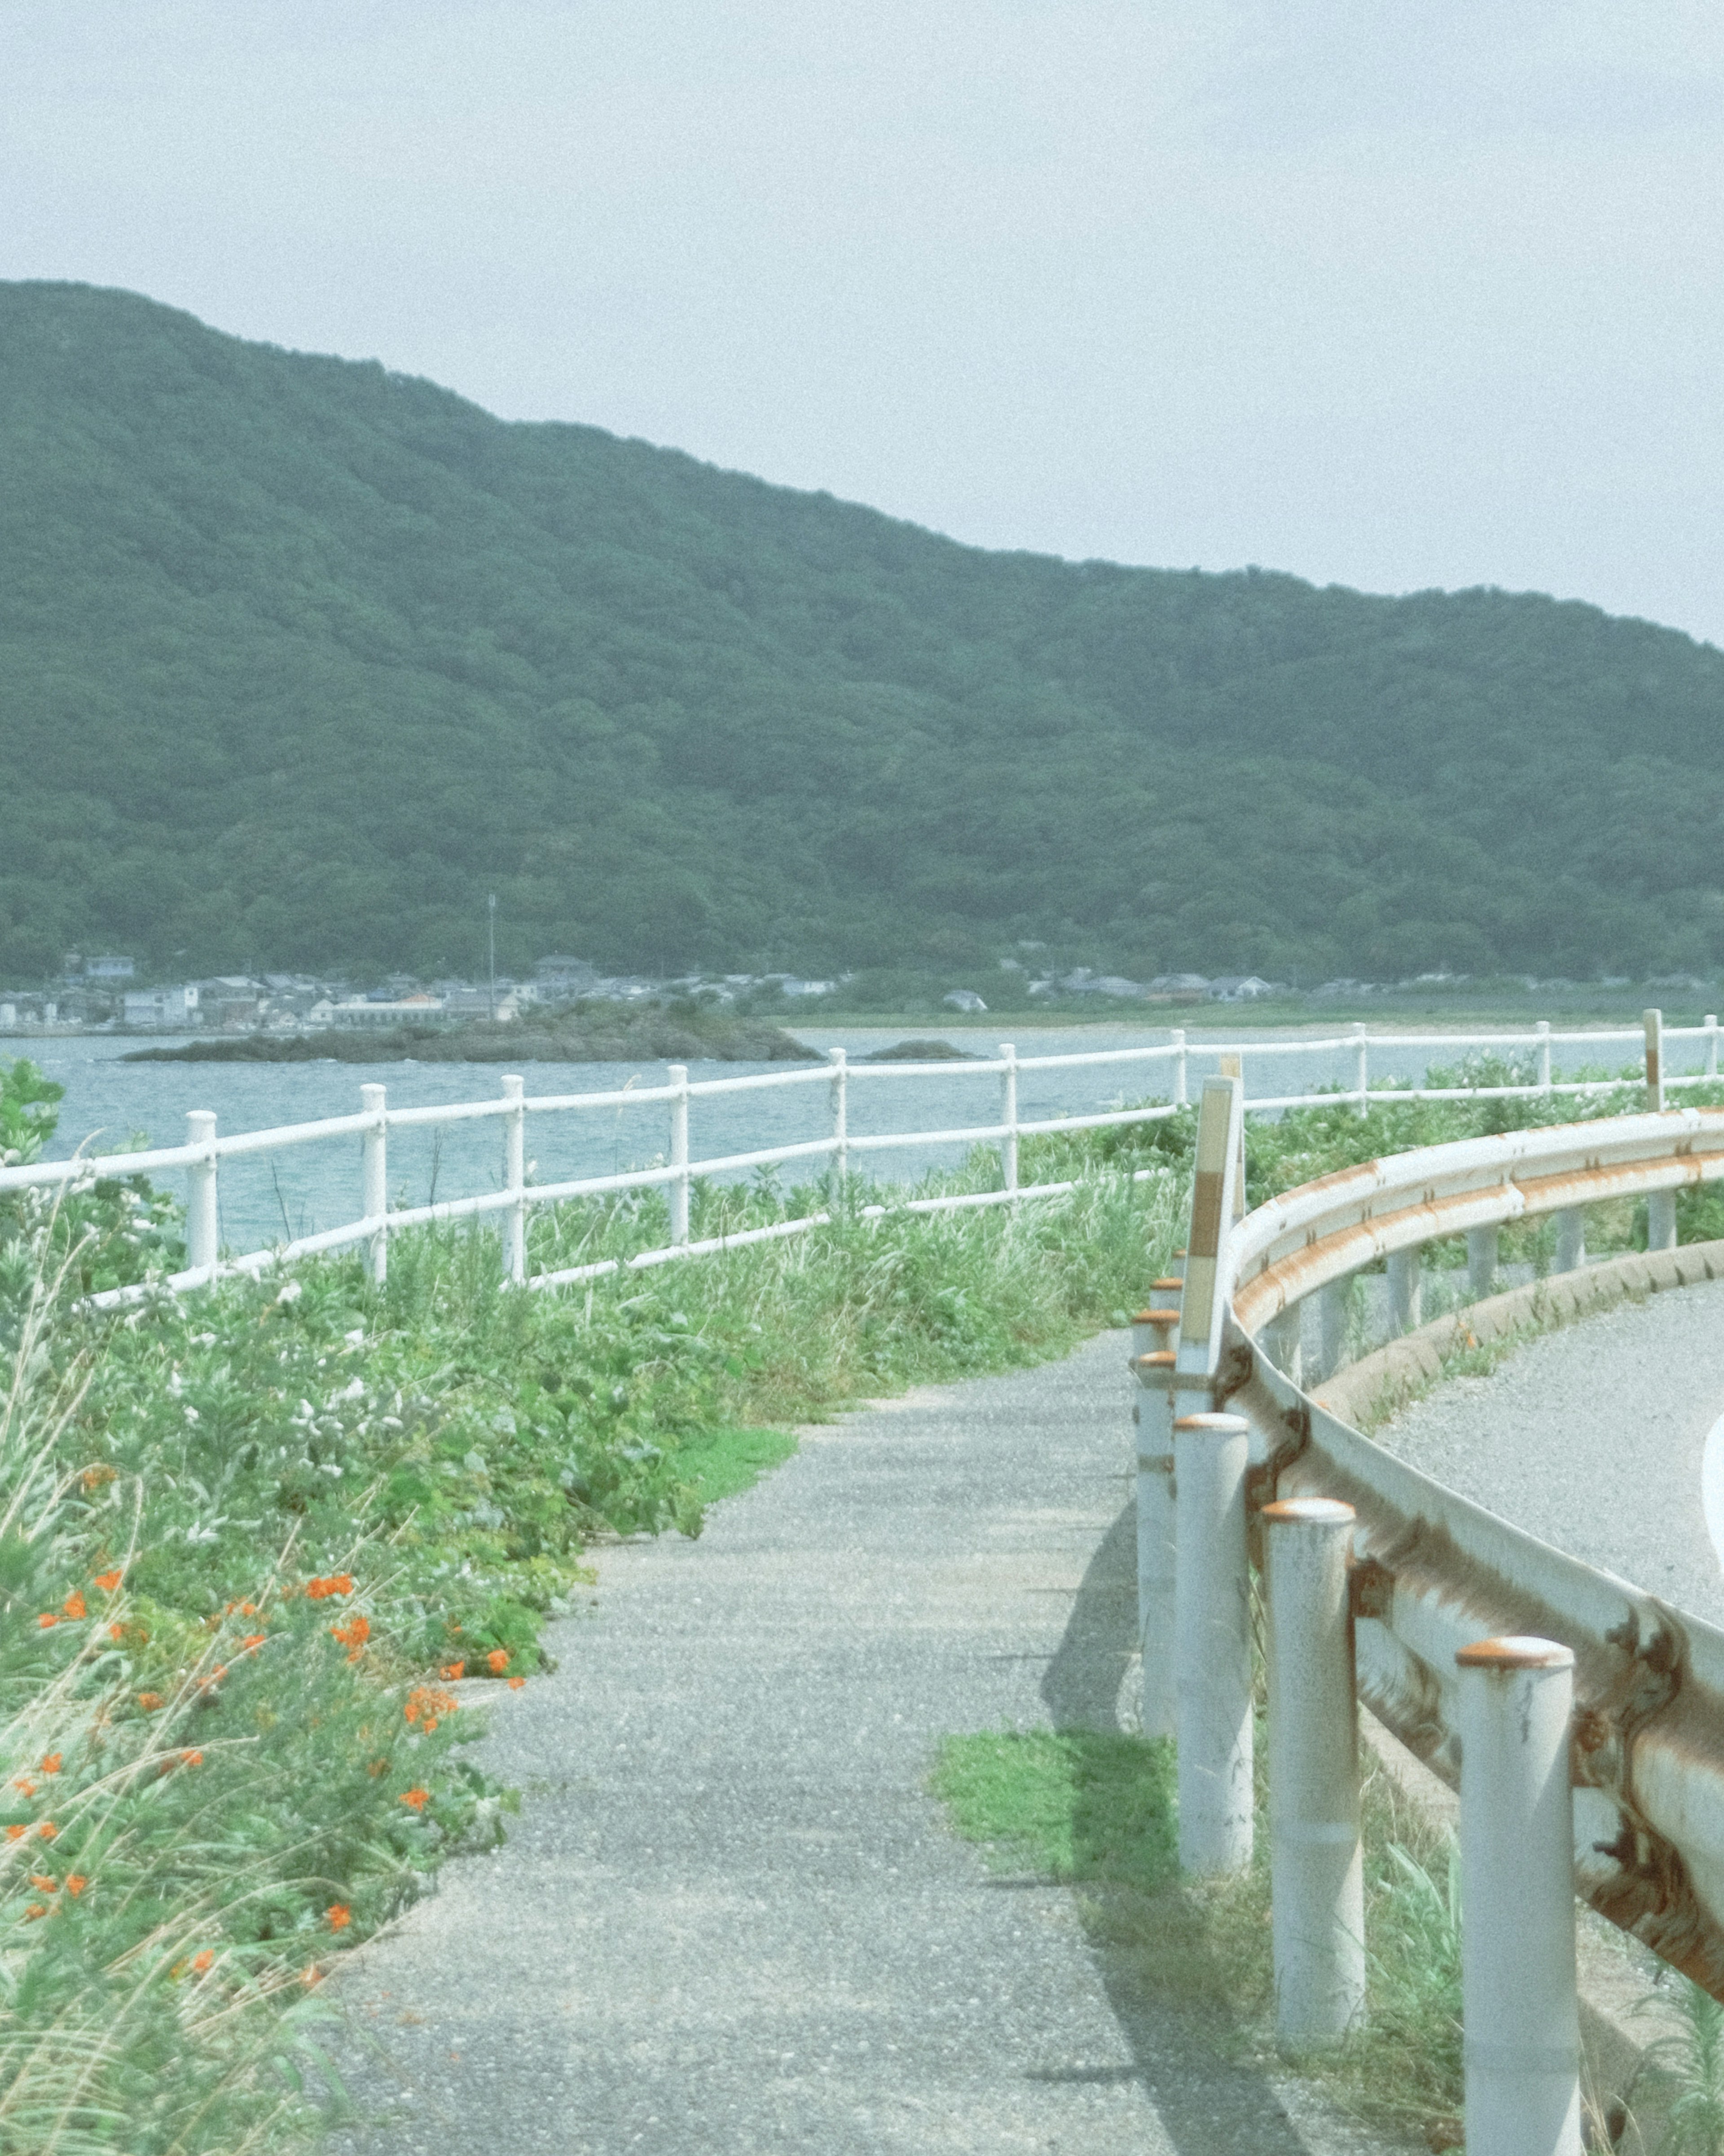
4, 279, 1723, 987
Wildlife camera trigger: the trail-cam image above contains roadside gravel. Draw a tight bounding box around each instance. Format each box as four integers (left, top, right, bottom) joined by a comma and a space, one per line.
1372, 1277, 1724, 1627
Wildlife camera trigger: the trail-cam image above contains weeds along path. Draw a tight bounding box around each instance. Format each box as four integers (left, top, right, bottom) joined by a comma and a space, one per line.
1372, 1278, 1724, 1626
325, 1331, 1394, 2156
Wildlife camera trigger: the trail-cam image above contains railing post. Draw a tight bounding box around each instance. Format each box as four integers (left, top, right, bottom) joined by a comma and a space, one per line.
1174, 1410, 1253, 1874
1352, 1023, 1368, 1118
668, 1064, 690, 1247
1708, 1014, 1719, 1079
1387, 1246, 1421, 1335
1467, 1224, 1499, 1301
1537, 1019, 1552, 1093
1553, 1208, 1585, 1275
829, 1047, 848, 1191
1645, 1007, 1664, 1111
1319, 1276, 1350, 1377
185, 1111, 218, 1273
501, 1075, 526, 1285
1218, 1051, 1246, 1217
361, 1084, 387, 1287
1456, 1636, 1581, 2156
1172, 1027, 1188, 1108
999, 1043, 1018, 1195
1647, 1188, 1678, 1253
1265, 1303, 1302, 1387
1264, 1497, 1364, 2045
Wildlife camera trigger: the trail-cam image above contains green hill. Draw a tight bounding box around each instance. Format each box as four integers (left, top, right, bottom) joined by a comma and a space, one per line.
4, 279, 1723, 988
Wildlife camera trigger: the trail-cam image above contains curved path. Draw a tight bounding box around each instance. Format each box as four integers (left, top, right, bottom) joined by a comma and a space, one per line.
328, 1333, 1393, 2156
1372, 1278, 1724, 1628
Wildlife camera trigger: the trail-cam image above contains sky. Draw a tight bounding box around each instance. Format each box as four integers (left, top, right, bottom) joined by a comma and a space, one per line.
5, 0, 1722, 644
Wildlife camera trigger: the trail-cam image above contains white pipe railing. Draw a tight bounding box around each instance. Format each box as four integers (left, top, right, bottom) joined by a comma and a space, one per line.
3, 1012, 1710, 1310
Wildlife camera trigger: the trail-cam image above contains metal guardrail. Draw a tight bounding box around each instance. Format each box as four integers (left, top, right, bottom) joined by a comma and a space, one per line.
1137, 1071, 1724, 2155
1, 1009, 1715, 1313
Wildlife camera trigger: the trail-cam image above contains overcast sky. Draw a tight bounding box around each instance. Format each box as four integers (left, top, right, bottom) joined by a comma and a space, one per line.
6, 1, 1721, 645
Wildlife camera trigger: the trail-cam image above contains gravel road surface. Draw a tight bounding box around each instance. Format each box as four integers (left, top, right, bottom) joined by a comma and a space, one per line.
1374, 1278, 1724, 1627
326, 1333, 1398, 2156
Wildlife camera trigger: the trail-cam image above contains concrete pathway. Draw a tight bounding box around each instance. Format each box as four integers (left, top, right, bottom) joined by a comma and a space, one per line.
1374, 1278, 1724, 1630
328, 1333, 1398, 2156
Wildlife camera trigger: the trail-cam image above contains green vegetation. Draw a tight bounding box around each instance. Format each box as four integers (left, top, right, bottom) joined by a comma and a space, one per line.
121, 1003, 814, 1064
6, 281, 1724, 989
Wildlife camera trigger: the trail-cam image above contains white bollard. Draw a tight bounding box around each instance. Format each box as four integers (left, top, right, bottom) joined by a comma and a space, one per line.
1708, 1015, 1719, 1079
668, 1064, 690, 1246
1174, 1410, 1253, 1875
1537, 1019, 1552, 1093
999, 1043, 1018, 1195
501, 1074, 526, 1285
1456, 1636, 1581, 2156
1647, 1187, 1678, 1252
1264, 1498, 1364, 2046
1172, 1028, 1188, 1108
185, 1111, 218, 1273
1467, 1224, 1499, 1302
1134, 1355, 1178, 1741
361, 1084, 387, 1286
1319, 1276, 1351, 1378
829, 1047, 848, 1190
1387, 1246, 1421, 1335
1553, 1207, 1585, 1275
1352, 1023, 1369, 1118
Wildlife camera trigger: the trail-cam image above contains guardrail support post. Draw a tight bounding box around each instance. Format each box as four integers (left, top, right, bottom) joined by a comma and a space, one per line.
1387, 1247, 1421, 1335
1538, 1019, 1552, 1093
1172, 1028, 1187, 1108
1264, 1498, 1364, 2045
1553, 1208, 1585, 1275
1319, 1276, 1350, 1377
829, 1047, 848, 1191
1174, 1410, 1253, 1874
1647, 1188, 1677, 1252
1352, 1023, 1368, 1118
1456, 1636, 1581, 2156
1134, 1358, 1178, 1741
1708, 1014, 1719, 1079
999, 1043, 1018, 1195
1645, 1008, 1665, 1111
361, 1084, 387, 1287
185, 1111, 218, 1272
1467, 1225, 1498, 1301
1265, 1304, 1302, 1386
668, 1064, 690, 1247
501, 1075, 526, 1284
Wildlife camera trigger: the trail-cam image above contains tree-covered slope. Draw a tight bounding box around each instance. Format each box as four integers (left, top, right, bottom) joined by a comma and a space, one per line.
4, 279, 1723, 984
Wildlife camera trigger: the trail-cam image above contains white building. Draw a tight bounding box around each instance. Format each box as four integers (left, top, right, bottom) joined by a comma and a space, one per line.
943, 989, 987, 1013
85, 956, 136, 981
123, 984, 201, 1027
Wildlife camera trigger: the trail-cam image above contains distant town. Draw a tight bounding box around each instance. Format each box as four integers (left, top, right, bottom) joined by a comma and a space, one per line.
0, 951, 1321, 1036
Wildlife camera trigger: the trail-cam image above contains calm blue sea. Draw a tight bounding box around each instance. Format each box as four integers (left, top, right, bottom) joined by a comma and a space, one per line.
9, 1023, 1646, 1256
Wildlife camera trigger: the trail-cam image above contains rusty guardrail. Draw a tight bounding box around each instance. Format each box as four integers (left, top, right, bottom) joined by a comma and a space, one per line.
1137, 1077, 1724, 2155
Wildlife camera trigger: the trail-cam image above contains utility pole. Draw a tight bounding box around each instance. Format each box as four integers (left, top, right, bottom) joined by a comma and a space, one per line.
488, 894, 497, 1020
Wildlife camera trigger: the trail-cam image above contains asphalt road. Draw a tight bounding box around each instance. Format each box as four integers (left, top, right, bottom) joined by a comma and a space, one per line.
1372, 1277, 1724, 1630
324, 1333, 1398, 2156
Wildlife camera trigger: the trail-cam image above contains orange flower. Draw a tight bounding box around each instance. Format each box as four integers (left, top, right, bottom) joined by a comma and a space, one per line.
326, 1903, 352, 1931
28, 1876, 55, 1892
305, 1574, 354, 1600
192, 1949, 214, 1973
37, 1824, 56, 1841
65, 1876, 87, 1896
39, 1755, 62, 1777
399, 1787, 430, 1811
136, 1693, 165, 1711
301, 1963, 322, 1987
329, 1615, 370, 1660
12, 1778, 35, 1799
180, 1750, 203, 1768
24, 1905, 47, 1922
508, 1677, 526, 1690
36, 1614, 57, 1629
94, 1570, 123, 1593
62, 1592, 86, 1620
440, 1661, 465, 1682
486, 1649, 509, 1675
80, 1464, 117, 1493
107, 1623, 124, 1641
4, 1825, 27, 1842
240, 1635, 266, 1653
